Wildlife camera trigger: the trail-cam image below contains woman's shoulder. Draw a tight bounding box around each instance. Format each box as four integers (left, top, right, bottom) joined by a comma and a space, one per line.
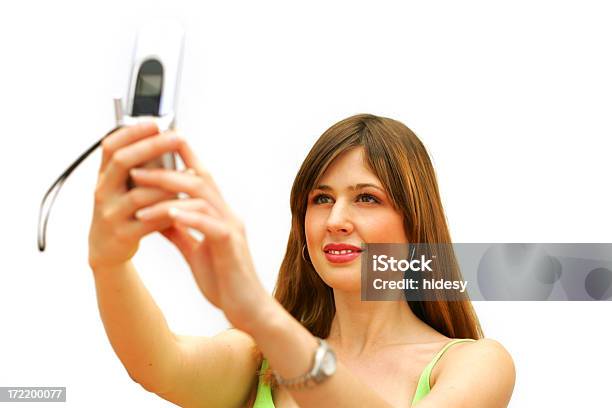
434, 338, 514, 374
452, 338, 513, 364
441, 337, 510, 354
431, 338, 515, 401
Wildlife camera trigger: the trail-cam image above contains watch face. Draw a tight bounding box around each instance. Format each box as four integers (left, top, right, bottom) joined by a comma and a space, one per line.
321, 351, 337, 376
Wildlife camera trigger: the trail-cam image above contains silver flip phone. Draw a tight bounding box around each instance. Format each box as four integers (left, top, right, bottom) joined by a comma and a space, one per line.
37, 21, 185, 251
120, 21, 185, 188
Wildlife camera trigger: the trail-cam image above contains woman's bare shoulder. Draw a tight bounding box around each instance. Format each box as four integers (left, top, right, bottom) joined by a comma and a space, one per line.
427, 338, 515, 407
456, 338, 514, 366
436, 338, 515, 378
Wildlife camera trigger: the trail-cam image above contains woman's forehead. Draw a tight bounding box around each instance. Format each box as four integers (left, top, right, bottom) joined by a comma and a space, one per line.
316, 147, 382, 188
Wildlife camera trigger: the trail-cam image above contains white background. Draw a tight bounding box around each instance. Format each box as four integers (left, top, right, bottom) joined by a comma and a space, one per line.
1, 0, 611, 406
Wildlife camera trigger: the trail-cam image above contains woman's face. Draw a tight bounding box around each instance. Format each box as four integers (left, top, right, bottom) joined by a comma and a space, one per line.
305, 146, 409, 292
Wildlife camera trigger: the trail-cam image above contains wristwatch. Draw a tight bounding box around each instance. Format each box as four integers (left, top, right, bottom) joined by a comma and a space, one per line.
273, 337, 337, 389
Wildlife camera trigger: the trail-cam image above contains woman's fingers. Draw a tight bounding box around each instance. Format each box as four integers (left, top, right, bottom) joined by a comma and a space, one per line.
99, 122, 159, 173
168, 209, 231, 243
135, 197, 220, 222
175, 139, 221, 194
112, 217, 172, 244
108, 187, 177, 220
100, 130, 183, 195
129, 168, 229, 218
109, 197, 215, 243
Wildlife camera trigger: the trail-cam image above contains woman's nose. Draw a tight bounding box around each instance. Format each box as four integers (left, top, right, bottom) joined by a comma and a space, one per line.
326, 202, 354, 235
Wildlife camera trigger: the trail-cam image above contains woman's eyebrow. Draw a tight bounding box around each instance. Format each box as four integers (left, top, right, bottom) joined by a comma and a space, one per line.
315, 183, 385, 193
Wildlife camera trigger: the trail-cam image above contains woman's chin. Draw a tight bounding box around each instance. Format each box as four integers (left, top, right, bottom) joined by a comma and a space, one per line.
318, 269, 362, 293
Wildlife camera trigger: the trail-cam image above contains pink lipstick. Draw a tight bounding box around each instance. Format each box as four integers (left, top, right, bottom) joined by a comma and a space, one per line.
323, 243, 363, 264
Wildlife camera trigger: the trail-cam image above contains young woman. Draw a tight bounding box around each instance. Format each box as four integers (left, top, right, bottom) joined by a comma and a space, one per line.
88, 114, 515, 407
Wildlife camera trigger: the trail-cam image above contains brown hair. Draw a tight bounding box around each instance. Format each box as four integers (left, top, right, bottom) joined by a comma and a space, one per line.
246, 113, 483, 406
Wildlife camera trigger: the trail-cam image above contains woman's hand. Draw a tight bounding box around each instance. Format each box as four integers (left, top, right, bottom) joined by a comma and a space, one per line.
88, 123, 184, 270
128, 140, 271, 333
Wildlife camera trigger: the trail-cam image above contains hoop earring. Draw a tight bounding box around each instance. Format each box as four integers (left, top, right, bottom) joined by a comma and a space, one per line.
301, 244, 310, 263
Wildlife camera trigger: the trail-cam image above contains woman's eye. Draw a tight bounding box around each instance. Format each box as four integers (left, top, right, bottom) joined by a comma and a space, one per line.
357, 193, 380, 204
311, 193, 380, 205
312, 194, 333, 204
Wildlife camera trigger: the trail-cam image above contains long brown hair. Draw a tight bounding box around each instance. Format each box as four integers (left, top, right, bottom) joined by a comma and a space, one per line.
246, 113, 483, 406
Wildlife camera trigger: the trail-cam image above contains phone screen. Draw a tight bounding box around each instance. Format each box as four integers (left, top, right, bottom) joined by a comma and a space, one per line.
132, 59, 163, 116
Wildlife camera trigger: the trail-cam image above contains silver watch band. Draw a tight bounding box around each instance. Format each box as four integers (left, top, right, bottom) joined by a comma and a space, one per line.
272, 338, 335, 389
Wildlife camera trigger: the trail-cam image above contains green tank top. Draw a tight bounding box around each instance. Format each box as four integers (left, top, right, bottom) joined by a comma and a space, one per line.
253, 338, 475, 407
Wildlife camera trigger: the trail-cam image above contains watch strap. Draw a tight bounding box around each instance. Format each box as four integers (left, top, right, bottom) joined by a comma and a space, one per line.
273, 338, 333, 389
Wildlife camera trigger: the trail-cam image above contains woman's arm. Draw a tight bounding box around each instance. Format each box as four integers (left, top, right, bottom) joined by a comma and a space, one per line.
92, 261, 259, 408
88, 123, 259, 407
91, 261, 181, 390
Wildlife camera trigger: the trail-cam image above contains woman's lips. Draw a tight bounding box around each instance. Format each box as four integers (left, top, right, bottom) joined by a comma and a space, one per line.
323, 244, 363, 264
324, 250, 362, 264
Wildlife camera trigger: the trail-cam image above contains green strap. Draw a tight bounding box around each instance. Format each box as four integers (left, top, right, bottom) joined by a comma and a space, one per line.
411, 339, 476, 405
253, 358, 275, 408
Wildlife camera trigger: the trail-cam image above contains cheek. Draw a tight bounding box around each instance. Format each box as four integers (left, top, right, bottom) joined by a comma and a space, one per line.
304, 209, 325, 244
359, 211, 407, 243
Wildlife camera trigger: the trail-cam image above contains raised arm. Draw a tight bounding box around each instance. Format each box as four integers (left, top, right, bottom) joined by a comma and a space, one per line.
92, 262, 258, 407
88, 123, 258, 407
91, 261, 180, 389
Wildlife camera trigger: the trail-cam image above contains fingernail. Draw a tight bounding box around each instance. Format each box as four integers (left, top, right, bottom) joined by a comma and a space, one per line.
185, 168, 196, 175
168, 207, 182, 218
135, 208, 154, 220
130, 168, 147, 177
169, 132, 181, 142
141, 121, 158, 131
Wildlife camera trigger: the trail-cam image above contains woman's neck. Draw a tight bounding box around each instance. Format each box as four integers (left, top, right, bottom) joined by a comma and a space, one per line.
326, 290, 443, 357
